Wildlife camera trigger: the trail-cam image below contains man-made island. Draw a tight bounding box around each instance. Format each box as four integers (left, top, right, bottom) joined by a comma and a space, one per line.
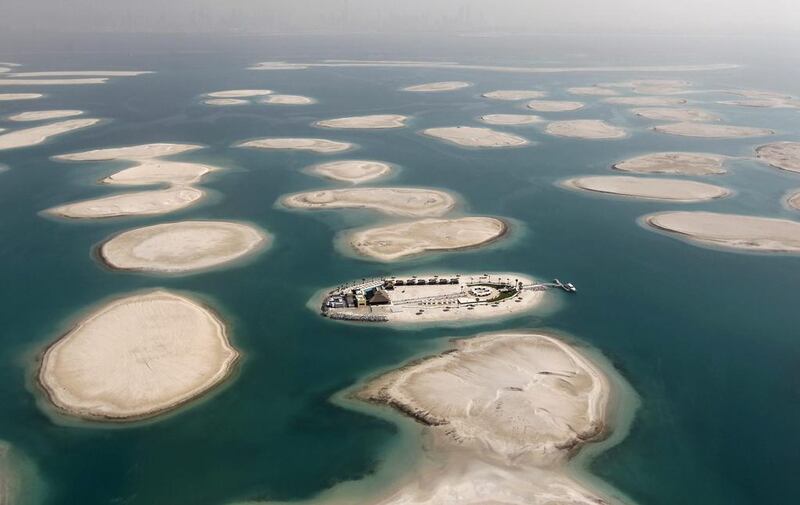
526, 100, 584, 112
653, 122, 774, 138
315, 114, 408, 129
562, 176, 730, 202
546, 120, 626, 139
308, 160, 393, 184
479, 114, 542, 126
0, 118, 101, 150
262, 94, 315, 105
482, 89, 547, 100
422, 126, 528, 148
756, 142, 800, 173
613, 152, 727, 175
238, 138, 353, 153
281, 187, 455, 217
632, 108, 719, 122
402, 81, 471, 92
605, 96, 687, 106
47, 187, 204, 219
8, 109, 84, 121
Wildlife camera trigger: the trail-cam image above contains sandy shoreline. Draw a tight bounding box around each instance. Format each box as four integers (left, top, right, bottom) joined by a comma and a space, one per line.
0, 93, 43, 101
0, 118, 101, 150
756, 142, 800, 173
546, 120, 626, 139
281, 187, 455, 217
8, 109, 84, 122
526, 100, 584, 112
479, 114, 542, 126
46, 187, 204, 219
402, 81, 471, 92
422, 126, 528, 148
613, 152, 727, 175
308, 160, 393, 184
653, 122, 774, 138
262, 94, 315, 105
238, 138, 353, 153
315, 114, 408, 129
205, 98, 248, 106
563, 176, 730, 202
786, 191, 800, 211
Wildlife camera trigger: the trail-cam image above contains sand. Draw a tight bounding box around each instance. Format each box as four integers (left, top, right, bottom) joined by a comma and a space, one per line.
238, 138, 353, 153
645, 211, 800, 253
9, 71, 150, 78
422, 126, 528, 148
633, 107, 719, 122
482, 90, 547, 100
282, 187, 455, 217
563, 176, 730, 202
261, 94, 315, 105
0, 93, 43, 101
605, 96, 688, 106
479, 114, 543, 126
8, 109, 84, 122
546, 120, 627, 139
526, 100, 584, 112
316, 114, 408, 129
101, 160, 217, 186
402, 81, 471, 92
653, 122, 774, 138
38, 290, 238, 421
721, 90, 800, 109
0, 118, 101, 151
100, 221, 269, 273
309, 160, 393, 184
47, 187, 204, 219
347, 217, 506, 261
0, 78, 108, 86
755, 142, 800, 173
56, 143, 203, 161
613, 152, 727, 175
567, 86, 619, 96
207, 89, 273, 98
602, 79, 692, 94
787, 191, 800, 211
205, 98, 249, 106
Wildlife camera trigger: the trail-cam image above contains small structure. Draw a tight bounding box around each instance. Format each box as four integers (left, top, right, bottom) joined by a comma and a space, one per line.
368, 290, 391, 305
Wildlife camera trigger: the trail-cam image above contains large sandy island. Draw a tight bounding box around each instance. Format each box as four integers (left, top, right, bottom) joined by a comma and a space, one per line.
402, 81, 471, 92
422, 126, 528, 148
755, 142, 800, 173
0, 118, 100, 151
482, 89, 547, 100
0, 93, 43, 101
316, 114, 408, 129
653, 122, 774, 138
9, 71, 150, 78
238, 138, 353, 153
282, 187, 455, 217
47, 187, 204, 219
0, 78, 108, 86
645, 211, 800, 253
347, 217, 506, 261
567, 86, 619, 96
101, 161, 216, 186
721, 89, 800, 109
100, 220, 269, 273
605, 96, 687, 106
563, 176, 730, 202
633, 107, 719, 122
8, 109, 84, 121
479, 114, 543, 126
526, 100, 584, 112
602, 79, 691, 95
613, 152, 727, 175
56, 143, 203, 161
204, 98, 249, 106
309, 160, 393, 184
207, 89, 272, 98
261, 94, 315, 105
38, 290, 238, 421
546, 120, 627, 139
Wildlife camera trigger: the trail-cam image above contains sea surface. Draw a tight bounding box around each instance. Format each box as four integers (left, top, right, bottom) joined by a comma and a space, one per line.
0, 33, 799, 505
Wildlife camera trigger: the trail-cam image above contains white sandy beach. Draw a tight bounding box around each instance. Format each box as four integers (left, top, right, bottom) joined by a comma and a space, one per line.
563, 176, 730, 201
238, 138, 353, 153
38, 290, 238, 421
100, 221, 269, 273
546, 120, 626, 139
479, 114, 543, 126
0, 118, 100, 151
47, 187, 204, 219
613, 152, 727, 175
282, 187, 455, 217
0, 93, 43, 101
8, 109, 84, 122
316, 114, 408, 129
605, 96, 687, 106
482, 89, 547, 100
402, 81, 471, 92
309, 160, 393, 184
653, 122, 774, 138
262, 94, 315, 105
756, 142, 800, 173
526, 100, 584, 112
632, 108, 719, 122
422, 126, 528, 148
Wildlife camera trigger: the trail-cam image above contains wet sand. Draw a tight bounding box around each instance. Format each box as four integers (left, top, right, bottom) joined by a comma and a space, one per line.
0, 118, 101, 150
633, 108, 719, 122
238, 138, 353, 153
526, 100, 584, 112
309, 160, 393, 184
546, 120, 626, 139
653, 122, 774, 138
756, 142, 800, 173
316, 115, 408, 129
563, 176, 730, 201
479, 114, 543, 126
8, 109, 84, 122
282, 187, 455, 217
402, 81, 471, 92
47, 187, 204, 219
422, 126, 528, 148
482, 89, 547, 100
613, 152, 727, 175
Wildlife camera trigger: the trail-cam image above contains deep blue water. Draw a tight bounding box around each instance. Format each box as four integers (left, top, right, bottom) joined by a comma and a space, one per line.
0, 33, 799, 505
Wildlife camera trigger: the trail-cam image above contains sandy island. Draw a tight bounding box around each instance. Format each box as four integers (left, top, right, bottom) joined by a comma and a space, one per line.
0, 118, 100, 151
605, 96, 687, 106
633, 107, 719, 122
787, 191, 800, 211
9, 71, 150, 78
205, 98, 249, 106
261, 94, 315, 105
238, 138, 353, 153
755, 142, 800, 173
645, 211, 800, 253
282, 187, 455, 217
0, 78, 108, 86
8, 109, 84, 122
526, 100, 584, 112
207, 89, 272, 98
402, 81, 471, 92
567, 86, 619, 96
0, 93, 43, 101
38, 290, 238, 421
563, 176, 730, 202
346, 217, 507, 261
613, 152, 727, 175
546, 120, 627, 139
602, 79, 691, 95
721, 90, 800, 109
482, 89, 547, 100
653, 122, 774, 138
479, 114, 543, 126
100, 220, 269, 273
422, 126, 528, 148
316, 114, 408, 129
309, 160, 393, 184
56, 142, 202, 161
47, 187, 204, 219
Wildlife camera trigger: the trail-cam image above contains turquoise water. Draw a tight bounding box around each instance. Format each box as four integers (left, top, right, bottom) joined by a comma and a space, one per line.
1, 34, 799, 505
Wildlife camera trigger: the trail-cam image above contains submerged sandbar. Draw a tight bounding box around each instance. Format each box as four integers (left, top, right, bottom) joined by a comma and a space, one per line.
282, 187, 455, 217
546, 119, 626, 139
422, 126, 528, 148
315, 114, 408, 129
653, 122, 774, 138
613, 152, 727, 175
47, 187, 204, 219
563, 176, 730, 202
756, 142, 800, 173
238, 138, 353, 153
0, 118, 100, 151
308, 160, 392, 184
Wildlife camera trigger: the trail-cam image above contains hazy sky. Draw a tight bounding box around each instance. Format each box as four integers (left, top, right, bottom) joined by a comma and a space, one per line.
3, 0, 799, 35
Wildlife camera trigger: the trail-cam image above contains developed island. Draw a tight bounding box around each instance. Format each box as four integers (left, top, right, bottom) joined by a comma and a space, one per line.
38, 290, 238, 422
46, 187, 204, 219
99, 220, 270, 273
402, 81, 471, 92
613, 152, 727, 175
526, 100, 584, 112
0, 118, 100, 150
238, 138, 353, 153
345, 217, 507, 261
546, 120, 627, 139
632, 108, 719, 122
308, 160, 393, 184
422, 126, 528, 148
479, 114, 542, 126
653, 122, 774, 138
645, 211, 800, 253
482, 89, 547, 100
315, 114, 408, 129
755, 142, 800, 173
8, 109, 84, 121
562, 176, 730, 202
281, 187, 455, 217
262, 94, 315, 105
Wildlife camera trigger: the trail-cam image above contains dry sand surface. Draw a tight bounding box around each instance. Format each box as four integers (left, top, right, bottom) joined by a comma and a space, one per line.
347, 217, 506, 261
526, 100, 584, 112
8, 109, 84, 122
238, 138, 353, 153
101, 161, 216, 186
567, 86, 619, 96
0, 78, 109, 86
262, 94, 315, 105
633, 108, 719, 122
204, 98, 248, 106
614, 152, 727, 175
100, 221, 269, 273
207, 89, 272, 98
721, 90, 800, 109
9, 71, 150, 78
316, 114, 408, 129
422, 126, 528, 148
605, 96, 687, 106
57, 143, 203, 161
787, 191, 800, 211
482, 89, 547, 100
479, 114, 543, 126
402, 81, 471, 92
563, 176, 730, 202
653, 122, 774, 138
546, 120, 626, 139
0, 93, 43, 101
756, 142, 800, 173
645, 211, 800, 253
309, 160, 393, 184
602, 79, 692, 94
0, 118, 100, 151
47, 187, 204, 219
282, 187, 455, 217
38, 290, 238, 421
